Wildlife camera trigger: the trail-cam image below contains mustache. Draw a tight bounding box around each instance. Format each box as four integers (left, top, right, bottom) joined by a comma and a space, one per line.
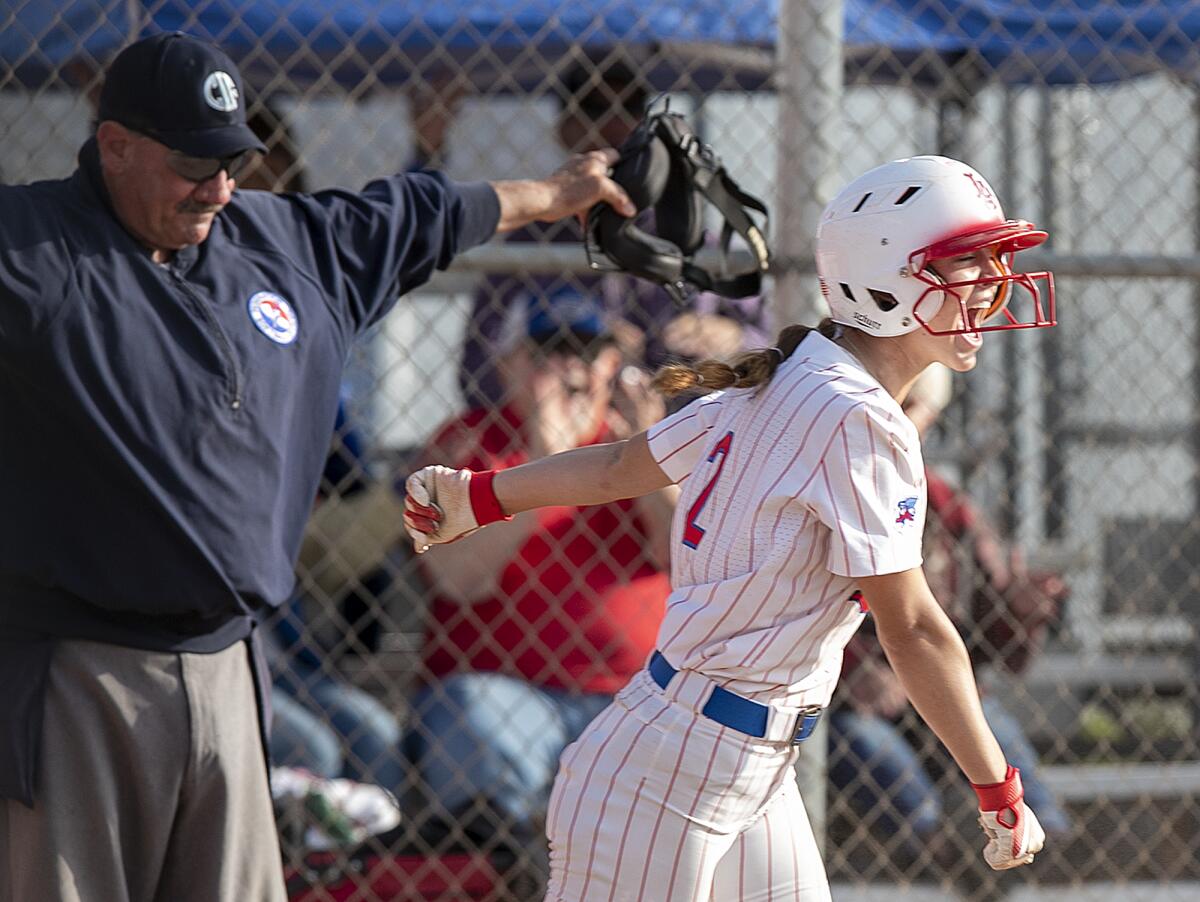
177, 200, 224, 215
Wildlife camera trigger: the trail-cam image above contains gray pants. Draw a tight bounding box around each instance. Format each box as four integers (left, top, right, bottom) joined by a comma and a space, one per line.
0, 638, 286, 902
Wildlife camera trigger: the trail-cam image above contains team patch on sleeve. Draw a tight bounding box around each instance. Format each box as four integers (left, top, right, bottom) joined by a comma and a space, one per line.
894, 496, 919, 525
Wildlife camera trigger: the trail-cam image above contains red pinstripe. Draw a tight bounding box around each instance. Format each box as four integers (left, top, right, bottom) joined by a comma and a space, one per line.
605, 775, 650, 900
729, 391, 902, 681
664, 724, 724, 901
633, 717, 701, 900
649, 401, 725, 470
555, 698, 646, 891
727, 513, 813, 666
777, 580, 851, 685
686, 734, 748, 897
661, 379, 833, 655
738, 831, 747, 899
656, 429, 712, 469
740, 512, 820, 667
789, 795, 802, 901
706, 371, 826, 584
764, 798, 774, 897
575, 706, 668, 900
820, 458, 854, 577
839, 410, 881, 574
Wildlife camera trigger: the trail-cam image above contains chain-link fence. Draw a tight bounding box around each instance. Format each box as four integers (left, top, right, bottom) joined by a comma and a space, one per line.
4, 1, 1199, 900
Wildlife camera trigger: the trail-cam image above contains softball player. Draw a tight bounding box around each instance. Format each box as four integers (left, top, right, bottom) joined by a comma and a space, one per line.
404, 155, 1053, 900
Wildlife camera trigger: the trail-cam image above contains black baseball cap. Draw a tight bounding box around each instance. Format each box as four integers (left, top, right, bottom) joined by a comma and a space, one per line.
98, 32, 267, 158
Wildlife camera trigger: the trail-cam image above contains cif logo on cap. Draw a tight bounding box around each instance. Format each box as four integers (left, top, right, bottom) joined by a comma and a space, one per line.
203, 71, 240, 112
247, 291, 298, 345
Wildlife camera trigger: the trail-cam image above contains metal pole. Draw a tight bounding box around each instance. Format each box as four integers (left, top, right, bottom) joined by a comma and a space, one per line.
775, 0, 844, 857
999, 86, 1020, 537
1039, 87, 1066, 541
773, 0, 844, 331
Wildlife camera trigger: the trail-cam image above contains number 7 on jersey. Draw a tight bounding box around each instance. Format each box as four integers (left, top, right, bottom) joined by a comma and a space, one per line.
682, 431, 734, 548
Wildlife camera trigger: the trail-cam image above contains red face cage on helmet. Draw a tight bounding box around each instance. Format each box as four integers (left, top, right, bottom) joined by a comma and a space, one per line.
909, 220, 1055, 336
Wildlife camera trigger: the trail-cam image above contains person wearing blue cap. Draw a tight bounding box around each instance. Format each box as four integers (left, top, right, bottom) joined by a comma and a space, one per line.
0, 30, 635, 902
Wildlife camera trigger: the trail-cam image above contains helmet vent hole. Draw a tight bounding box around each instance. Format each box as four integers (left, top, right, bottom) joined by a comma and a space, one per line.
852, 192, 872, 212
839, 283, 857, 303
894, 186, 921, 205
868, 289, 899, 311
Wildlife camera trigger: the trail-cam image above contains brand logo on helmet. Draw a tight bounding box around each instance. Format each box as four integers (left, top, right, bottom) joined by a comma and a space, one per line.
203, 71, 240, 112
247, 291, 298, 345
853, 311, 882, 330
963, 171, 998, 210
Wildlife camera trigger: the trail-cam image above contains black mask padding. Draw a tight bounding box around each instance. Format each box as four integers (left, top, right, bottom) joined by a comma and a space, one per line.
585, 109, 770, 304
593, 134, 686, 285
653, 115, 706, 255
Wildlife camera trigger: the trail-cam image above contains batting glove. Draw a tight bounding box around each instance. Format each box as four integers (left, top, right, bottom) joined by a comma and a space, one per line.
403, 466, 512, 554
971, 765, 1046, 870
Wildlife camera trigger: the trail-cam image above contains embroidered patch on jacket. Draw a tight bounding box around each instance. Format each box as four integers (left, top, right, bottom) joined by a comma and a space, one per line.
895, 496, 918, 525
247, 291, 298, 345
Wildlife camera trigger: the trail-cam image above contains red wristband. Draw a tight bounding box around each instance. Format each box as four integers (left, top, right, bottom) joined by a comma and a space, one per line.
971, 764, 1023, 811
468, 470, 513, 526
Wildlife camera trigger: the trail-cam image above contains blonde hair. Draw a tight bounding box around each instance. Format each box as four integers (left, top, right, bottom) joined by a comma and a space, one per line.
652, 319, 838, 398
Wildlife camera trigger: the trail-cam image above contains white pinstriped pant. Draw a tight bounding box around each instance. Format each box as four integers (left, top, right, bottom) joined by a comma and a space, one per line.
544, 669, 831, 902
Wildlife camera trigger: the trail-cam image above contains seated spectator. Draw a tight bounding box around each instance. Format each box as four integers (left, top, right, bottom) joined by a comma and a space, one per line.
268, 397, 405, 791
828, 363, 1070, 867
403, 292, 676, 876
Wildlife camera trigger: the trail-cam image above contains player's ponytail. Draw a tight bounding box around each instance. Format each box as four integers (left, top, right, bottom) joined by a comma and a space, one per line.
652, 319, 837, 397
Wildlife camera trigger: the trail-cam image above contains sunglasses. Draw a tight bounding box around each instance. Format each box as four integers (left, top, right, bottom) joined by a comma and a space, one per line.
165, 148, 260, 183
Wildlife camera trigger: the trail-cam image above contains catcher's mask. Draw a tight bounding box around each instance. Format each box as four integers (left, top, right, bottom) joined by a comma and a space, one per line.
585, 108, 770, 304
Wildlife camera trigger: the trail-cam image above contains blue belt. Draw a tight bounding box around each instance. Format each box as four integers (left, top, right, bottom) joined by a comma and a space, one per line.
648, 650, 822, 744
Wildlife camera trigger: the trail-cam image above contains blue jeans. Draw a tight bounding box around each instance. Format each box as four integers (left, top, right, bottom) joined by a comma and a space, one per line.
828, 694, 1069, 841
270, 663, 404, 788
405, 673, 613, 838
271, 689, 342, 779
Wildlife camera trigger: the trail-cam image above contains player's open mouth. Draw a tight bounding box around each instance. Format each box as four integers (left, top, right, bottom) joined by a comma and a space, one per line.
958, 307, 985, 347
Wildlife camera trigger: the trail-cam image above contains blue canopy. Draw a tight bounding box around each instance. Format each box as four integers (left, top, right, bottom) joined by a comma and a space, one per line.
5, 1, 1200, 90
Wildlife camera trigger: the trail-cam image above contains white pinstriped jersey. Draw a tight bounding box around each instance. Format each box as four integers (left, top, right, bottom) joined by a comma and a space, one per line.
645, 332, 926, 709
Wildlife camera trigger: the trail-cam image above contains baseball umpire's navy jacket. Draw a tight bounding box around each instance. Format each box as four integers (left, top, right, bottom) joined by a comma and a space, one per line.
0, 139, 499, 804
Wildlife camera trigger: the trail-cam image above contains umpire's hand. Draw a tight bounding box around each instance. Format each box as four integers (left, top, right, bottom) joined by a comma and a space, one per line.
490, 149, 636, 233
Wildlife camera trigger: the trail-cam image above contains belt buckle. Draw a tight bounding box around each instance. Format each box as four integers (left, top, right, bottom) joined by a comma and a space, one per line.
791, 706, 823, 745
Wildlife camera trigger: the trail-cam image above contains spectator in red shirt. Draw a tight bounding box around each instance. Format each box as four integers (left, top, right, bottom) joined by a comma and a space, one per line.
403, 292, 677, 867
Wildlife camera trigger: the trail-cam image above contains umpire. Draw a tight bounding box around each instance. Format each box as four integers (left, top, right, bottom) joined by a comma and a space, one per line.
0, 32, 634, 902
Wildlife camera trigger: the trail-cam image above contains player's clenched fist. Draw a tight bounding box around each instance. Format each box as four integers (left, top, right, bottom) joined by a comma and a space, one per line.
403, 466, 512, 553
971, 765, 1046, 870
